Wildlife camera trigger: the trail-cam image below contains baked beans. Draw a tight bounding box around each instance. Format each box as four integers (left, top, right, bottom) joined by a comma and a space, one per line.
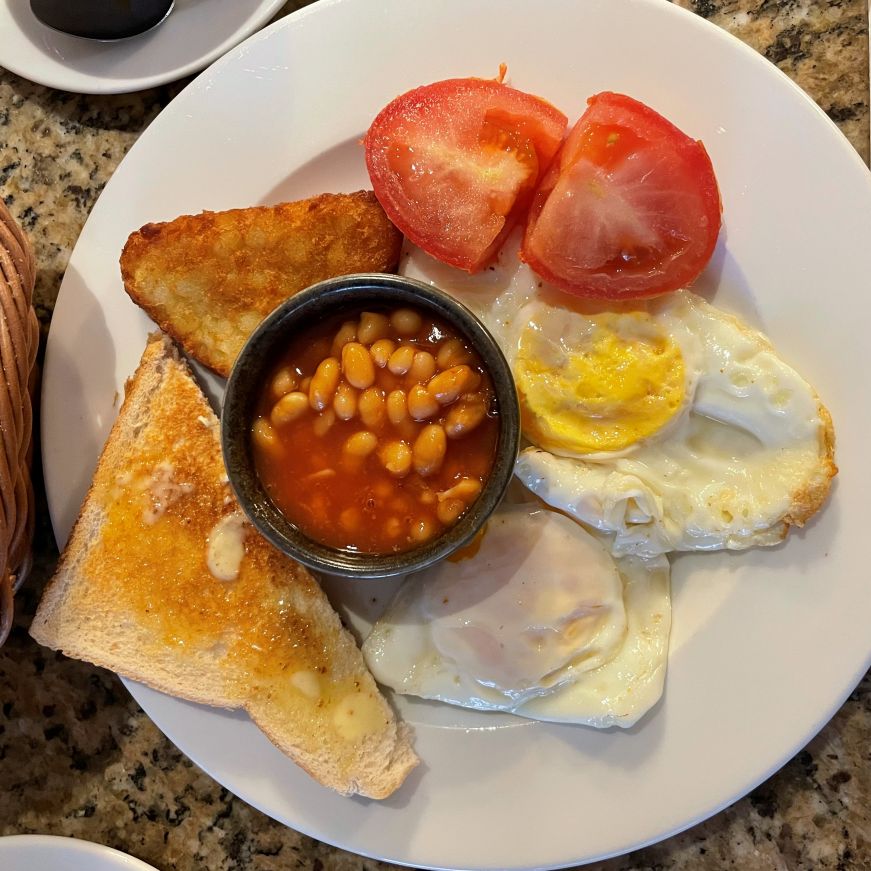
251, 306, 499, 553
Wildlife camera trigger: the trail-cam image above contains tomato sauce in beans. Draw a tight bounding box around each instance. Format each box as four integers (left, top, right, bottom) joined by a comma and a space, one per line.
251, 307, 499, 553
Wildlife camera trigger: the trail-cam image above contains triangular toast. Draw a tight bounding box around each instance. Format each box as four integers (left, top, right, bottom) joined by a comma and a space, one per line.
31, 333, 418, 798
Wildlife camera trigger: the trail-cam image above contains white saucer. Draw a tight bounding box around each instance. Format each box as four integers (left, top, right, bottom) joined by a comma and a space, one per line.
0, 0, 286, 94
0, 836, 158, 870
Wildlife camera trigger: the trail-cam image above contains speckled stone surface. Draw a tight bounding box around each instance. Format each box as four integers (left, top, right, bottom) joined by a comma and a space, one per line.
1, 1, 869, 869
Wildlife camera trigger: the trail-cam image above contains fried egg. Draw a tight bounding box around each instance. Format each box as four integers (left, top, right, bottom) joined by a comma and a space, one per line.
362, 504, 670, 727
403, 235, 836, 557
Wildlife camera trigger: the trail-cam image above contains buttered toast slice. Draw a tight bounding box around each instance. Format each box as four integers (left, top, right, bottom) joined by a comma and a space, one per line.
31, 333, 418, 798
120, 191, 402, 377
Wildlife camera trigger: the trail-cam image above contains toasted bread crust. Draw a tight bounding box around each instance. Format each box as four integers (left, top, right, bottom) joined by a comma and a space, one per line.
31, 333, 418, 798
120, 192, 402, 377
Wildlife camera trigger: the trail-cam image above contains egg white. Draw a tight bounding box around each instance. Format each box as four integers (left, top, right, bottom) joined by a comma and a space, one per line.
362, 504, 671, 728
402, 235, 835, 558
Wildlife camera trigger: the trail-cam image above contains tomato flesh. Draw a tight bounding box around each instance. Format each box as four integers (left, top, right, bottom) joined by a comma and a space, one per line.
522, 92, 722, 299
365, 78, 567, 272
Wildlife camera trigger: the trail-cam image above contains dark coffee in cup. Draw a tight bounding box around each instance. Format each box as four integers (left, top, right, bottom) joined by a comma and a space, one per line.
30, 0, 174, 41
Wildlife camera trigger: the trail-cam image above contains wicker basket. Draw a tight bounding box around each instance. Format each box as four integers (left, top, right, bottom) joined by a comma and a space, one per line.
0, 200, 39, 647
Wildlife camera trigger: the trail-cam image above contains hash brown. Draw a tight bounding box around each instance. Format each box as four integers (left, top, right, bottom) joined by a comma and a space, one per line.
120, 191, 402, 377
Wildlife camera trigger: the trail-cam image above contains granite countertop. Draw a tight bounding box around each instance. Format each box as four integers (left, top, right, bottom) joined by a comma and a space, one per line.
1, 1, 868, 869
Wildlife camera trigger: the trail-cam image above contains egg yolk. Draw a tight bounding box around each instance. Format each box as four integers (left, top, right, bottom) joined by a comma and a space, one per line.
515, 311, 685, 453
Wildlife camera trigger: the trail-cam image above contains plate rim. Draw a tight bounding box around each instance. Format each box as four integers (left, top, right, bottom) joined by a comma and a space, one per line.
0, 0, 286, 94
39, 0, 871, 868
0, 835, 158, 869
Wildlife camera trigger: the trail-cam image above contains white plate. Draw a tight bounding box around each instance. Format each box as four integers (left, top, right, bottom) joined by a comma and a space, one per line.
40, 0, 871, 868
0, 0, 285, 94
0, 836, 157, 870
